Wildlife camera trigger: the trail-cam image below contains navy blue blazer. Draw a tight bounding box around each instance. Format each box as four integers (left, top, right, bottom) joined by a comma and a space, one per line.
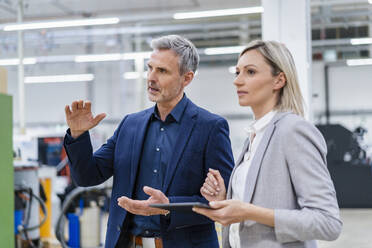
64, 98, 234, 248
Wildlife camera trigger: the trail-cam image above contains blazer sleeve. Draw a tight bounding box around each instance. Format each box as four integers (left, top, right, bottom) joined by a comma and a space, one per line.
64, 116, 127, 187
166, 118, 234, 230
274, 119, 342, 243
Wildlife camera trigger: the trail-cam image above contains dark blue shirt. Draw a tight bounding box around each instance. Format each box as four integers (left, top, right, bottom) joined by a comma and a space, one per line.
129, 95, 188, 237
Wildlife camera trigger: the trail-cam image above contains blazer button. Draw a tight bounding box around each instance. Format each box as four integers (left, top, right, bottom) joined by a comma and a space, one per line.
117, 225, 121, 232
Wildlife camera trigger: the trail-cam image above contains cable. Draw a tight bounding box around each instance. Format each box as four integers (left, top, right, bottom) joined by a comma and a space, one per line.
55, 186, 111, 248
15, 185, 48, 248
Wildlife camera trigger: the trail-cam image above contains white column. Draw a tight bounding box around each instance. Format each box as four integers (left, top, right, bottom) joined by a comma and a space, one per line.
262, 0, 312, 120
369, 24, 372, 58
17, 0, 25, 133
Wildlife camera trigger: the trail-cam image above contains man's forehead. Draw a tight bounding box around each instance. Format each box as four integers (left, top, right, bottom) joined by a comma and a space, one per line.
147, 49, 179, 67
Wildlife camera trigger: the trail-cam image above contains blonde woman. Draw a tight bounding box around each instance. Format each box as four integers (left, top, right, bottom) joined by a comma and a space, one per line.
193, 40, 342, 248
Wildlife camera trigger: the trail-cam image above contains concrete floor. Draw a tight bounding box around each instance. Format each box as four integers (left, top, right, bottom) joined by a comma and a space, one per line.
318, 209, 372, 248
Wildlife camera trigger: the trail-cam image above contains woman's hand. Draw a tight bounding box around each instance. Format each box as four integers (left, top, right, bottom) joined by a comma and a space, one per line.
193, 200, 275, 227
200, 169, 227, 202
193, 200, 250, 226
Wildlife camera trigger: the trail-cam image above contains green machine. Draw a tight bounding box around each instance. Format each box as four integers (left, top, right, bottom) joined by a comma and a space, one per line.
0, 93, 14, 247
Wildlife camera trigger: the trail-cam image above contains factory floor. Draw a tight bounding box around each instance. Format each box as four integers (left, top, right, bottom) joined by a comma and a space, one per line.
318, 209, 372, 248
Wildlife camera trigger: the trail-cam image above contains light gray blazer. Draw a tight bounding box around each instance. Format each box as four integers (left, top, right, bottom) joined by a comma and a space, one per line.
222, 112, 342, 248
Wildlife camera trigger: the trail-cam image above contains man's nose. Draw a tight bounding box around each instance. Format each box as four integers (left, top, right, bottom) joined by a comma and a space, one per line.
147, 70, 156, 81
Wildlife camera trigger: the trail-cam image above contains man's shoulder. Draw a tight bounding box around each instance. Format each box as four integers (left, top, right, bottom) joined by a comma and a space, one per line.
189, 100, 226, 124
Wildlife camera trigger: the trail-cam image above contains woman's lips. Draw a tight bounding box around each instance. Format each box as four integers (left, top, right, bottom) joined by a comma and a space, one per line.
237, 90, 248, 96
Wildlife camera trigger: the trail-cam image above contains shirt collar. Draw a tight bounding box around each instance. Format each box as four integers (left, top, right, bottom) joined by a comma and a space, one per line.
246, 110, 277, 134
153, 94, 188, 123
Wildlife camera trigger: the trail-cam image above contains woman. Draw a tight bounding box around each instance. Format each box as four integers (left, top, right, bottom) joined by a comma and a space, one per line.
193, 40, 342, 248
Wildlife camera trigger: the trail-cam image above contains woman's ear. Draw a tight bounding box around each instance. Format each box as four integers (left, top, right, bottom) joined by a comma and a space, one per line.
273, 72, 286, 90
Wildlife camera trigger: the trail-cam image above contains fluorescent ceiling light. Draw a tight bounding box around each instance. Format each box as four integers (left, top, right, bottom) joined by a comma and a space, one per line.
25, 74, 94, 84
3, 17, 120, 31
174, 7, 263, 19
122, 52, 152, 60
369, 0, 372, 4
75, 52, 152, 63
0, 58, 37, 66
346, 58, 372, 66
204, 45, 246, 55
75, 53, 122, 63
350, 37, 372, 45
123, 72, 148, 80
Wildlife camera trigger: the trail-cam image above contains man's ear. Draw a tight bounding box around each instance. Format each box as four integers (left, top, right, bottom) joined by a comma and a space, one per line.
183, 71, 194, 87
273, 72, 286, 90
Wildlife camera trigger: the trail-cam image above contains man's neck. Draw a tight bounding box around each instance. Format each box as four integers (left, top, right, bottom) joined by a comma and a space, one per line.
157, 94, 184, 121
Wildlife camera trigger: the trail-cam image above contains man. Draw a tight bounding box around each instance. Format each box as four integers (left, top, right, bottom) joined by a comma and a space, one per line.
64, 35, 234, 248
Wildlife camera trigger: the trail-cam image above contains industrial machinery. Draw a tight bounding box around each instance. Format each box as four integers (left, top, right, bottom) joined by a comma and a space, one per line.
14, 165, 48, 248
14, 133, 111, 247
316, 124, 372, 207
55, 185, 111, 248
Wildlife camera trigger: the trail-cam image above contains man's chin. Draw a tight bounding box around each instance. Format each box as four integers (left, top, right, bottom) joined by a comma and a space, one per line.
147, 95, 158, 103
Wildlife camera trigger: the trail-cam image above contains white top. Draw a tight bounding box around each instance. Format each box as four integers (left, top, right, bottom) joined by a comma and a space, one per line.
229, 110, 277, 248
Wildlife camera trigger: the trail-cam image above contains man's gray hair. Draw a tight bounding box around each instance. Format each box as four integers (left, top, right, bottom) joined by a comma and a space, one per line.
151, 35, 199, 75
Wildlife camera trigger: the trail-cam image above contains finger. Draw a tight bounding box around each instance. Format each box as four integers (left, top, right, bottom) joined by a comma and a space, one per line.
71, 101, 78, 112
209, 169, 225, 189
209, 200, 228, 209
143, 186, 163, 198
201, 186, 214, 197
205, 177, 219, 192
207, 172, 219, 188
84, 101, 91, 112
92, 113, 106, 127
77, 100, 84, 109
117, 196, 131, 209
202, 183, 217, 196
65, 105, 72, 117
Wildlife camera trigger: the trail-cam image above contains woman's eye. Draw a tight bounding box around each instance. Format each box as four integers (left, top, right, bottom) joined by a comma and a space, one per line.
247, 69, 255, 75
235, 71, 240, 77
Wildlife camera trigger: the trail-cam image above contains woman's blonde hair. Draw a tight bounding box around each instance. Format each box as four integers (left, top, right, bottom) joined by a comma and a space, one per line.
239, 40, 305, 116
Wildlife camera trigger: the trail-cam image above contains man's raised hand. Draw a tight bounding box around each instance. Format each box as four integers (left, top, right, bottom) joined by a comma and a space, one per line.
65, 100, 106, 138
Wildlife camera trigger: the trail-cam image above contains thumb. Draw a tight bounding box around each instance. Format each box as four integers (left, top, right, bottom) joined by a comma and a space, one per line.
92, 113, 106, 127
143, 186, 160, 197
209, 200, 228, 209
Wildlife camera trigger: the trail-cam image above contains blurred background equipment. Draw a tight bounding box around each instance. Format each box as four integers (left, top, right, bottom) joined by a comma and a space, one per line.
317, 124, 372, 208
14, 165, 48, 248
55, 186, 111, 248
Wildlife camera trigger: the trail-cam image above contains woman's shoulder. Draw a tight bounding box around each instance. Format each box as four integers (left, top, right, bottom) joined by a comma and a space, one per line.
275, 112, 326, 149
275, 112, 322, 137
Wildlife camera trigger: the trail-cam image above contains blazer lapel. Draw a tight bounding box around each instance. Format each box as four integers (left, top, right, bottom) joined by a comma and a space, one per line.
243, 112, 291, 203
227, 137, 250, 199
129, 109, 153, 191
243, 123, 276, 203
162, 102, 197, 193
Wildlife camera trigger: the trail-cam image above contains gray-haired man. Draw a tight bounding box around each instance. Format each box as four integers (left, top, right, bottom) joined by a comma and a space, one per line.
64, 35, 234, 248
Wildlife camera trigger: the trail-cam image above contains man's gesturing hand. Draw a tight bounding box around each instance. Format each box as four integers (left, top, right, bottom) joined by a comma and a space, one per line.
117, 186, 170, 216
65, 100, 106, 138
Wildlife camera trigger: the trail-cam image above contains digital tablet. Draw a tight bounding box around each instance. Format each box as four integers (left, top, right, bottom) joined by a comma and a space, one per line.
149, 202, 211, 211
